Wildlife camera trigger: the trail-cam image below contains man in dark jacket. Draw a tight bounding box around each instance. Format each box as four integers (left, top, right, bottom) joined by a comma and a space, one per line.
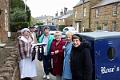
70, 34, 93, 80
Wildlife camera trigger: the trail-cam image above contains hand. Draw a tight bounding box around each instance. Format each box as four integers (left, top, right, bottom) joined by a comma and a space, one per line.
55, 50, 59, 54
51, 52, 54, 55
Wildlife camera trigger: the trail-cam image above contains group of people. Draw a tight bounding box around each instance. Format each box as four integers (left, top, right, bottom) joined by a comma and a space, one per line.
17, 26, 93, 80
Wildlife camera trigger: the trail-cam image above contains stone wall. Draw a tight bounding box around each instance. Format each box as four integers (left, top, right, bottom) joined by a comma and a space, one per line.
91, 2, 120, 31
73, 1, 91, 32
0, 46, 20, 80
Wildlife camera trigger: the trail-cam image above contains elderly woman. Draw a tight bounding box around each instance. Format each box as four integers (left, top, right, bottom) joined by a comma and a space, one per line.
50, 31, 65, 80
18, 28, 37, 80
62, 32, 73, 80
70, 34, 93, 80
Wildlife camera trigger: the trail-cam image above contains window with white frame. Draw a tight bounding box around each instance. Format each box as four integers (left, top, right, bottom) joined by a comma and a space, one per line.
103, 23, 108, 31
75, 11, 77, 18
95, 8, 99, 18
84, 7, 87, 17
112, 21, 117, 31
63, 19, 65, 22
95, 21, 101, 30
112, 4, 117, 16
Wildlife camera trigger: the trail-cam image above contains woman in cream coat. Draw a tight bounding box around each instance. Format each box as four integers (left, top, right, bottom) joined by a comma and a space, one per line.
18, 28, 37, 79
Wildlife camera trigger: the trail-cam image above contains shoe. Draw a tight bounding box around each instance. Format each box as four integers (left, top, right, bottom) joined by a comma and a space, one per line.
43, 74, 47, 79
46, 75, 50, 80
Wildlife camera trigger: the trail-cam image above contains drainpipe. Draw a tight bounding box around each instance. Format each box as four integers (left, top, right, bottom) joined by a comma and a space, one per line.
82, 0, 85, 32
89, 1, 91, 29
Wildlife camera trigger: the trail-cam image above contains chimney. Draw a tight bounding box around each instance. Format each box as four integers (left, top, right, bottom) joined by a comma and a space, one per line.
60, 9, 63, 16
55, 11, 58, 17
64, 7, 68, 15
90, 0, 102, 6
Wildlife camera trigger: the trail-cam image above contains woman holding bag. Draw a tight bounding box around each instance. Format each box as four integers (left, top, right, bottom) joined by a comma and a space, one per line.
18, 28, 37, 80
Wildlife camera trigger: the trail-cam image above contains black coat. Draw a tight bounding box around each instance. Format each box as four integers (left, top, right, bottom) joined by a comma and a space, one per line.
70, 42, 93, 80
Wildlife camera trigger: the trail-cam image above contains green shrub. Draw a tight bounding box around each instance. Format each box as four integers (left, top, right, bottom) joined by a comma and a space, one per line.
10, 22, 29, 32
59, 25, 65, 31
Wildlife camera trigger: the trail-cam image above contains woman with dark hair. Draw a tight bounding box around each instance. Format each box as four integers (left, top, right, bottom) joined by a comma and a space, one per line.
70, 34, 93, 80
38, 26, 54, 80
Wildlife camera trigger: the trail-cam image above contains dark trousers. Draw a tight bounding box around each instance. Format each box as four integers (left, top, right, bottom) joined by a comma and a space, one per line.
21, 77, 32, 80
43, 54, 50, 75
62, 78, 72, 80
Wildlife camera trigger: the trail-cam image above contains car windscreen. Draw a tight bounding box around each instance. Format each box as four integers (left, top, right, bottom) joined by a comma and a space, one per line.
49, 25, 57, 31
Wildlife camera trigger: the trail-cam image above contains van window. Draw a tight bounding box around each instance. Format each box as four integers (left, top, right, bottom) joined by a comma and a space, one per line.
107, 47, 116, 61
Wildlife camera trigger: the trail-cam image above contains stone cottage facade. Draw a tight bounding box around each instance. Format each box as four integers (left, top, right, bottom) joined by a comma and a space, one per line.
73, 0, 120, 32
91, 0, 120, 31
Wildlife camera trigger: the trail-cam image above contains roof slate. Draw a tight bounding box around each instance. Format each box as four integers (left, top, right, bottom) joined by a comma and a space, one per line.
92, 0, 120, 8
74, 0, 90, 8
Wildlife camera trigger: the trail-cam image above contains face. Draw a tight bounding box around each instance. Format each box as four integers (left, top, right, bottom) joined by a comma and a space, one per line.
30, 28, 35, 32
54, 33, 61, 41
66, 35, 72, 42
23, 31, 30, 36
44, 29, 49, 36
73, 39, 81, 47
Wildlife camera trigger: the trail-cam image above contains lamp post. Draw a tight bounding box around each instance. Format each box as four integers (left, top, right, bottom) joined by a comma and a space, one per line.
82, 0, 85, 32
24, 0, 27, 23
25, 0, 27, 12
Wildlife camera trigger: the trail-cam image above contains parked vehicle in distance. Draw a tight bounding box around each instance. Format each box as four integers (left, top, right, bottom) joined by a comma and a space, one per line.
36, 25, 58, 40
63, 27, 78, 34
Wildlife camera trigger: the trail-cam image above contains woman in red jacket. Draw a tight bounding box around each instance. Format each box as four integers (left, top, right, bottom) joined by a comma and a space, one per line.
50, 31, 65, 80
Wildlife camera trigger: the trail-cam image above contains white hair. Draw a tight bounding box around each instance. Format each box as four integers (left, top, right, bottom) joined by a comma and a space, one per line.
21, 28, 30, 33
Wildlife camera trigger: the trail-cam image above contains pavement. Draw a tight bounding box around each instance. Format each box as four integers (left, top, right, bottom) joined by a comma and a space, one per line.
34, 57, 56, 80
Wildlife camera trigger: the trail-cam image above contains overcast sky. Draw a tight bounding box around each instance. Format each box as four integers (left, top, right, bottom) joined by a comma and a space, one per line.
24, 0, 79, 17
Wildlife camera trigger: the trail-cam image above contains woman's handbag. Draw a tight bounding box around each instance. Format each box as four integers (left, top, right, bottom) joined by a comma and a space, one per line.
32, 46, 36, 61
37, 45, 44, 61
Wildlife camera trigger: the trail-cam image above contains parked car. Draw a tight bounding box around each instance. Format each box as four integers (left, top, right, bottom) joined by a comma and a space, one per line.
63, 27, 78, 34
36, 25, 58, 40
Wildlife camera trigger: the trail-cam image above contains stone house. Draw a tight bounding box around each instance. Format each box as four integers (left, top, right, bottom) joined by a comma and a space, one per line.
53, 8, 73, 31
0, 0, 9, 43
58, 10, 73, 26
91, 0, 120, 31
73, 0, 120, 32
37, 16, 54, 25
73, 0, 100, 32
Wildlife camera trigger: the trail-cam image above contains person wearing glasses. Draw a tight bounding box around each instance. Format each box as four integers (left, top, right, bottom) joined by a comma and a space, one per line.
50, 31, 65, 80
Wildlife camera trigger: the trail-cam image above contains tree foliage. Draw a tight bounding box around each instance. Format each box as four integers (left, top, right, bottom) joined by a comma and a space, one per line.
10, 0, 31, 32
10, 8, 27, 22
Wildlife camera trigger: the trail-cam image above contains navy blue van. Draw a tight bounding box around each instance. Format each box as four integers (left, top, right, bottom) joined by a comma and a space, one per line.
36, 25, 58, 39
77, 31, 120, 80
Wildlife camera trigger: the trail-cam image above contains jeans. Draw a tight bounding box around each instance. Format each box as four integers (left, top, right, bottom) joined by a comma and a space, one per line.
42, 55, 50, 75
